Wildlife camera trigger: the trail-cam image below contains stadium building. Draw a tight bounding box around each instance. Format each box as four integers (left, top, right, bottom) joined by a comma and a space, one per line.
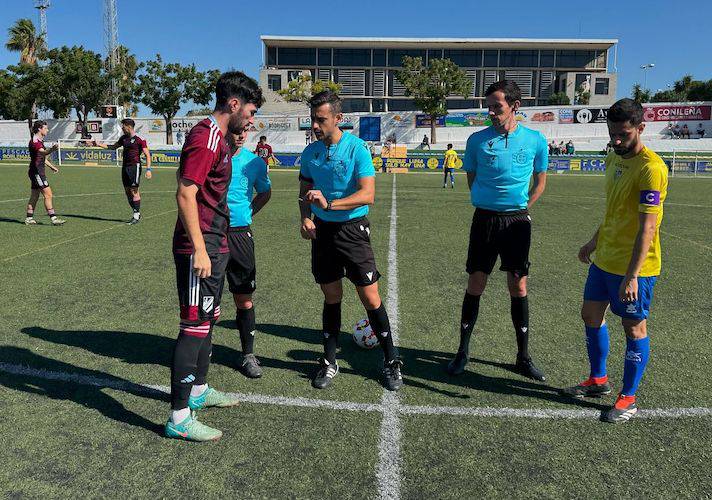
259, 35, 619, 113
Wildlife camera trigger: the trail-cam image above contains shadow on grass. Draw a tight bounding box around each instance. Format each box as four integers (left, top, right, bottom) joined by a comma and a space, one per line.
63, 213, 127, 223
22, 324, 605, 410
0, 346, 165, 435
249, 322, 606, 410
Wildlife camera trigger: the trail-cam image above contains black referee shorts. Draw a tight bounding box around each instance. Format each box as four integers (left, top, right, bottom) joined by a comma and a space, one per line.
311, 216, 381, 286
226, 226, 257, 295
466, 208, 531, 278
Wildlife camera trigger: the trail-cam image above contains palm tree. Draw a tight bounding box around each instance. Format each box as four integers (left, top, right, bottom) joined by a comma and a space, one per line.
6, 18, 47, 66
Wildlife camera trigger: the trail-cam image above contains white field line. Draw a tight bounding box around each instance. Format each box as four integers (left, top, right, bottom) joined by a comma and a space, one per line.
376, 174, 402, 500
1, 361, 711, 420
660, 230, 712, 253
1, 208, 177, 263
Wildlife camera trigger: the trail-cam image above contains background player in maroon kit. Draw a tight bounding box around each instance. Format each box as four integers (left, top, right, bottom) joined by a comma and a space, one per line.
94, 118, 152, 224
165, 71, 264, 442
25, 120, 65, 226
254, 135, 277, 167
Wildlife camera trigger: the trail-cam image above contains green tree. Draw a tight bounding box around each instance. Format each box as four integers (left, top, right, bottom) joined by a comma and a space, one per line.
547, 91, 570, 105
137, 54, 217, 144
395, 56, 472, 144
6, 18, 47, 65
0, 64, 47, 135
650, 89, 683, 103
186, 107, 213, 116
277, 73, 342, 103
631, 83, 651, 103
41, 46, 110, 133
686, 79, 712, 101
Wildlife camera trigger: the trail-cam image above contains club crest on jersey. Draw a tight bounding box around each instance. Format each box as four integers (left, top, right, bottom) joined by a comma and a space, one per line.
513, 149, 528, 164
202, 296, 214, 313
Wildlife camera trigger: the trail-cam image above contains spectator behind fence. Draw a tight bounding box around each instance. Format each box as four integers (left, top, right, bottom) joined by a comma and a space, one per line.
697, 123, 706, 138
673, 123, 681, 138
566, 140, 575, 155
681, 124, 691, 139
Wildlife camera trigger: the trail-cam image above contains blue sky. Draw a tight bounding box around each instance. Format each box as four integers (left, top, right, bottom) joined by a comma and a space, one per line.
2, 0, 710, 115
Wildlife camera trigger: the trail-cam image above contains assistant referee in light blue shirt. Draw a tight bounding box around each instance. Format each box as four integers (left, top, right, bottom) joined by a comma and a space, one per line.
446, 80, 549, 382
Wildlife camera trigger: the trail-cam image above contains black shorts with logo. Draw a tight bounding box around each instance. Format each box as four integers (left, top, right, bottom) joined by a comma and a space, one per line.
121, 164, 141, 188
174, 252, 229, 329
466, 208, 532, 277
312, 216, 381, 286
29, 171, 49, 190
226, 226, 257, 295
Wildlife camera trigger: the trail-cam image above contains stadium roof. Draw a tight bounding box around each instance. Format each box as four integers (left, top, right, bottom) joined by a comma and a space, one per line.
261, 36, 618, 50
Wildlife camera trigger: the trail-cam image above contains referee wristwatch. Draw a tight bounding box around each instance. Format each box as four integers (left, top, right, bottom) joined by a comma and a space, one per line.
326, 200, 333, 211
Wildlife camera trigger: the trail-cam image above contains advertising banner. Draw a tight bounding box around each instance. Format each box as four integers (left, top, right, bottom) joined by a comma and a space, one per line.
254, 117, 296, 132
529, 110, 558, 123
299, 116, 355, 130
444, 112, 490, 127
415, 115, 445, 128
643, 105, 711, 122
572, 108, 608, 124
559, 109, 574, 124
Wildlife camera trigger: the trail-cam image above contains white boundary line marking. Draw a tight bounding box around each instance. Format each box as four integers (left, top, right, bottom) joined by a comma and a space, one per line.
660, 230, 712, 253
376, 174, 402, 500
1, 361, 711, 420
1, 208, 177, 263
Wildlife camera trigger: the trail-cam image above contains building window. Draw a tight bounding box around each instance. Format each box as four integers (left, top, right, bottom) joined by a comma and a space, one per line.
342, 98, 369, 113
373, 49, 386, 66
318, 48, 332, 66
388, 49, 426, 67
387, 99, 418, 111
595, 77, 610, 95
539, 50, 554, 67
267, 47, 277, 66
443, 49, 482, 67
333, 48, 371, 67
483, 50, 498, 67
427, 49, 443, 64
267, 74, 282, 91
556, 50, 595, 68
278, 47, 316, 66
372, 99, 385, 112
447, 99, 475, 110
499, 50, 538, 67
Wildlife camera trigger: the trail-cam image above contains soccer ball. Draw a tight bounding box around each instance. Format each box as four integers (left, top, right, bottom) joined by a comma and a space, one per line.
353, 319, 378, 349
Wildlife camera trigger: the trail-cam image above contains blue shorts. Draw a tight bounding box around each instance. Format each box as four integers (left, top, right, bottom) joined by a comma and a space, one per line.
583, 264, 657, 320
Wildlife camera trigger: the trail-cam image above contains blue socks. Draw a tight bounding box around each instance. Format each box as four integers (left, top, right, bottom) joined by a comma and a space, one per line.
585, 324, 609, 378
622, 336, 650, 396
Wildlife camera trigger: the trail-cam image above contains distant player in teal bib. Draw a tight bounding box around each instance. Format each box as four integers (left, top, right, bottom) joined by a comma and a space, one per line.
226, 129, 272, 379
447, 80, 548, 384
298, 90, 403, 392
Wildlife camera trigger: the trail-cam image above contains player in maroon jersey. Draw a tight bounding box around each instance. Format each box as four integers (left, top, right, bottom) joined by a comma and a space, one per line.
25, 120, 65, 226
254, 136, 277, 166
165, 71, 264, 442
94, 118, 152, 224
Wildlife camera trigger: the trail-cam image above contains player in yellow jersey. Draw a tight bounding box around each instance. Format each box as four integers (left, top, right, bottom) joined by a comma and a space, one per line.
443, 144, 458, 188
562, 99, 668, 423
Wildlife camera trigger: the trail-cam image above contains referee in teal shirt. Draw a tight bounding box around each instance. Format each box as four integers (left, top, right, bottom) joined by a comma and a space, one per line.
446, 80, 548, 382
299, 90, 403, 392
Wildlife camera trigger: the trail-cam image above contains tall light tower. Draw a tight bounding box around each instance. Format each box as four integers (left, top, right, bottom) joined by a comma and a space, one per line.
34, 0, 50, 44
104, 0, 119, 105
640, 63, 655, 91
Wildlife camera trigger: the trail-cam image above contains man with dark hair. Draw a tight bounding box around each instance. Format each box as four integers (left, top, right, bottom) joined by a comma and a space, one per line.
94, 118, 152, 224
254, 135, 277, 167
226, 129, 272, 379
443, 143, 457, 188
25, 120, 65, 226
446, 80, 548, 381
166, 71, 263, 442
298, 90, 403, 391
562, 98, 668, 424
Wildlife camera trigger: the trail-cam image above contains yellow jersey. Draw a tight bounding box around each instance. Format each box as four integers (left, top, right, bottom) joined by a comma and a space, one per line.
594, 146, 668, 277
444, 149, 458, 168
